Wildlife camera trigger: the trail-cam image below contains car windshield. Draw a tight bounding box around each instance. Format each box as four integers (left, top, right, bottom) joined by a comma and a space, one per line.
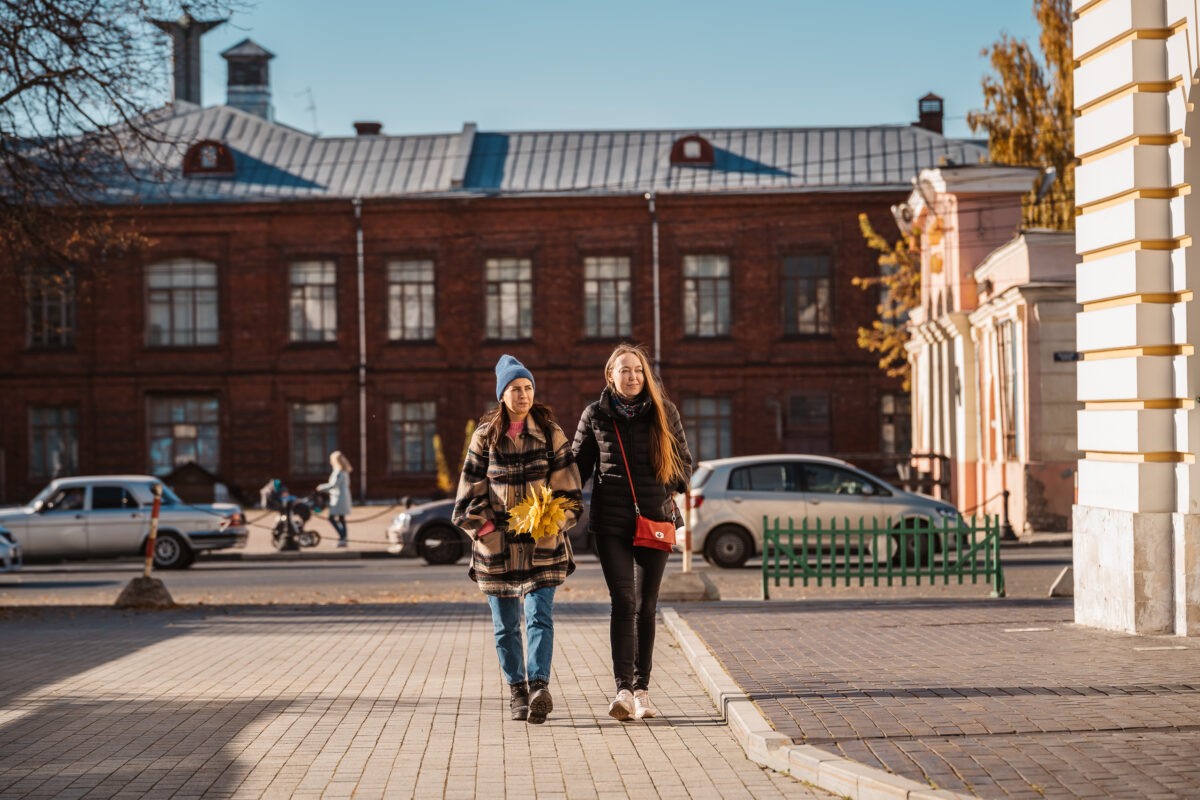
690, 466, 713, 490
27, 484, 59, 509
158, 484, 184, 505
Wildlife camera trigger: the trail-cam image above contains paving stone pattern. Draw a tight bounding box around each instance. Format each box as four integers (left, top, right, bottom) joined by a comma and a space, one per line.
678, 598, 1200, 799
0, 603, 829, 800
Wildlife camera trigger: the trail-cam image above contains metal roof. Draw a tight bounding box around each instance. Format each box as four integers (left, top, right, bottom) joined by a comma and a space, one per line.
102, 103, 989, 204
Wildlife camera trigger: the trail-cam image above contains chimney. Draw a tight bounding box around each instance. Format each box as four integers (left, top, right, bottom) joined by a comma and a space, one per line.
354, 122, 383, 136
149, 9, 226, 105
221, 39, 275, 120
915, 92, 944, 134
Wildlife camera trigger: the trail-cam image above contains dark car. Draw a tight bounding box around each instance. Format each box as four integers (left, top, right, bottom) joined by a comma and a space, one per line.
387, 490, 592, 564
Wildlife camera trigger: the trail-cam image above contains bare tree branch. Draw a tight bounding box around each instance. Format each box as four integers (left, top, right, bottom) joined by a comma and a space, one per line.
1, 0, 245, 278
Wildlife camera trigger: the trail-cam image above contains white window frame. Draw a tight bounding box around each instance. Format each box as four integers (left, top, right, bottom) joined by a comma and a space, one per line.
146, 258, 219, 346
29, 406, 79, 479
782, 254, 833, 336
289, 261, 338, 342
147, 396, 220, 475
387, 260, 436, 341
388, 400, 437, 473
26, 270, 76, 348
682, 255, 731, 337
583, 256, 632, 338
683, 395, 732, 461
485, 258, 532, 340
290, 402, 338, 475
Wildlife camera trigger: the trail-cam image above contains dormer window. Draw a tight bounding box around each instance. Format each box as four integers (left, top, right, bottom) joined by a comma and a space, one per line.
670, 134, 714, 167
183, 139, 235, 177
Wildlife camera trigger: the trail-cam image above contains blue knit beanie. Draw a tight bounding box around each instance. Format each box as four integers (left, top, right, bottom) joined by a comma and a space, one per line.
495, 354, 535, 401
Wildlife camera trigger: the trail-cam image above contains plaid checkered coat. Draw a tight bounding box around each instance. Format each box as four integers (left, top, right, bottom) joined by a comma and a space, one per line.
452, 418, 582, 597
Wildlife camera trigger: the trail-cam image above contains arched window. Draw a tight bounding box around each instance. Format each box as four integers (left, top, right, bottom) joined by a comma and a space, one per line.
182, 140, 236, 177
146, 258, 219, 346
670, 135, 714, 167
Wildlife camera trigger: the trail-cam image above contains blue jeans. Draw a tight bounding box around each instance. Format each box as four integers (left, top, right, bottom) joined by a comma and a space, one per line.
486, 586, 555, 686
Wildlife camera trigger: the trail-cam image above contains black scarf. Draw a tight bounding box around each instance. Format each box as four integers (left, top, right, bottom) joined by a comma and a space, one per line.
610, 389, 652, 420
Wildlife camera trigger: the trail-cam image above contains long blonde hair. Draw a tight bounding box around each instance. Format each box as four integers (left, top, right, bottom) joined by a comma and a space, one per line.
605, 343, 687, 486
331, 451, 353, 473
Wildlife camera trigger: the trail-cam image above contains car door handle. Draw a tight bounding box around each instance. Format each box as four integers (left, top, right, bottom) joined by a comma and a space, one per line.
75, 514, 86, 519
731, 496, 743, 503
809, 499, 822, 505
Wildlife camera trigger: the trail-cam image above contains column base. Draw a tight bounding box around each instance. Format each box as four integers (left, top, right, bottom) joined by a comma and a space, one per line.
1072, 504, 1173, 635
1173, 512, 1200, 636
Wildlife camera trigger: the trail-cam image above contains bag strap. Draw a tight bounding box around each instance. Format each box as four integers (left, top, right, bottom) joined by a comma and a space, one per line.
611, 424, 643, 517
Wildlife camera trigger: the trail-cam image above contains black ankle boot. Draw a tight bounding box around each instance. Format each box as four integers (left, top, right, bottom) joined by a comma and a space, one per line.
527, 679, 553, 724
509, 682, 529, 721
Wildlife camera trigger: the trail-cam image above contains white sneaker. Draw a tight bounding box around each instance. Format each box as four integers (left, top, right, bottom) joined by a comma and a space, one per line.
608, 689, 634, 721
633, 689, 658, 719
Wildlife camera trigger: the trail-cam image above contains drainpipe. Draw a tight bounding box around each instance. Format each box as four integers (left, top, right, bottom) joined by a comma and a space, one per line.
645, 192, 662, 371
353, 198, 367, 499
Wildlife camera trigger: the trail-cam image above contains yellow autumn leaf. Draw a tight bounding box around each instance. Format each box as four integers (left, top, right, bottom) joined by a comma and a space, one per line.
509, 485, 579, 541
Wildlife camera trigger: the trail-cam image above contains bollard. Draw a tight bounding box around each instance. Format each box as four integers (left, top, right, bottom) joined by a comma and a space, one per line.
682, 488, 692, 574
1000, 489, 1018, 541
143, 483, 163, 577
114, 482, 174, 609
659, 486, 719, 601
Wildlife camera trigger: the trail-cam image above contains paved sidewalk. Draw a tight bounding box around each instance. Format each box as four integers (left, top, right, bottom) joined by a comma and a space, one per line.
0, 602, 829, 800
675, 598, 1200, 799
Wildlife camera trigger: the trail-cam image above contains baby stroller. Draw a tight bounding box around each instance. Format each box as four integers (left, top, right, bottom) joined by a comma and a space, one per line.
260, 479, 328, 551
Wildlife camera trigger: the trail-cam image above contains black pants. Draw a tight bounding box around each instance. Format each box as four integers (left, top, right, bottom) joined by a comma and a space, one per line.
594, 534, 670, 692
329, 516, 347, 541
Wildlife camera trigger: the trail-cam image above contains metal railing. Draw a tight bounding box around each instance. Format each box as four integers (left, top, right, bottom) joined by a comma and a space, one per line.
761, 515, 1005, 599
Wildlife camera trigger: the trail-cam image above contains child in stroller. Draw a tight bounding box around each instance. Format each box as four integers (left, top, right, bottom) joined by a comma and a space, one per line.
259, 479, 330, 551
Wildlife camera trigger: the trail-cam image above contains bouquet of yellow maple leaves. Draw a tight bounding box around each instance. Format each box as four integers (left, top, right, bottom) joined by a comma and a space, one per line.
508, 485, 579, 541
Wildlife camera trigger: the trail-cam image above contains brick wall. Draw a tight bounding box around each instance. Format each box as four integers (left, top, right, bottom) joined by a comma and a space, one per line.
0, 191, 907, 502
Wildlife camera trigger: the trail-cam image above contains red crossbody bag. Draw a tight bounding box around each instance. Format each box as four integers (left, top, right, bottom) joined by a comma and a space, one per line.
612, 424, 677, 552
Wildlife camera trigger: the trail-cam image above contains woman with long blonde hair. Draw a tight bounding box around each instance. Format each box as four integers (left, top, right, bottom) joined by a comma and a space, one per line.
572, 343, 693, 720
317, 450, 353, 547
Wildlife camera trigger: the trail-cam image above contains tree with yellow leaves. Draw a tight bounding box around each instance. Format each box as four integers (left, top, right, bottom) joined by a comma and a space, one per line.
852, 214, 921, 390
967, 0, 1074, 230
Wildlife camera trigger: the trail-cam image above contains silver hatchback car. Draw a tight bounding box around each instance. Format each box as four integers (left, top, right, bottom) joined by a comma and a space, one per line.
685, 454, 961, 568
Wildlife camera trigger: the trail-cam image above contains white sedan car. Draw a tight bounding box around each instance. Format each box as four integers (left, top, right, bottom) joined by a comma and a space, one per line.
0, 475, 247, 569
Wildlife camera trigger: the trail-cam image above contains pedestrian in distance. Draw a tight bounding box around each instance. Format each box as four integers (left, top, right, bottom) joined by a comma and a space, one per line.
452, 354, 583, 724
572, 343, 693, 721
317, 451, 353, 547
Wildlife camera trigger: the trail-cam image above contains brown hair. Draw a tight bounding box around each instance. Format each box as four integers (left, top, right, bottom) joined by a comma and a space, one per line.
604, 343, 687, 486
478, 402, 559, 450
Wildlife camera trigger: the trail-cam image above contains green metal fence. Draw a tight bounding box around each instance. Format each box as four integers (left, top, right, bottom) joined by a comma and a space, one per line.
761, 515, 1005, 599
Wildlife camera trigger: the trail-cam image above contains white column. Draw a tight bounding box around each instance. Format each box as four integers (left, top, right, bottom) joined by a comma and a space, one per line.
1073, 0, 1199, 634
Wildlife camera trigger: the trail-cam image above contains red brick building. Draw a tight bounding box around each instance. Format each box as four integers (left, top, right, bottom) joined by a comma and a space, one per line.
0, 45, 985, 503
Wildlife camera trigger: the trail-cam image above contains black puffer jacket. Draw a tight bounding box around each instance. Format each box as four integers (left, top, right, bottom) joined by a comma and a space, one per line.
572, 388, 694, 540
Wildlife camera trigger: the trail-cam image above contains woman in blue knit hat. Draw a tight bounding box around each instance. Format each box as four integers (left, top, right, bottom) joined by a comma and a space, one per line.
452, 354, 583, 724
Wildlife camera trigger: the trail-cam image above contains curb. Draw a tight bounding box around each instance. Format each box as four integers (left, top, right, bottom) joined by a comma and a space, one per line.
999, 536, 1071, 549
661, 607, 973, 800
200, 549, 399, 562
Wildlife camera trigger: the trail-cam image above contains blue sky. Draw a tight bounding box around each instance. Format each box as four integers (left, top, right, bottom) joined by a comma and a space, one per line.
192, 0, 1043, 139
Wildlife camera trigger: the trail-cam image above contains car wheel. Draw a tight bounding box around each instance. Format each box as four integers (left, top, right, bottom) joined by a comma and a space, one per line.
153, 531, 194, 569
419, 525, 465, 565
704, 525, 752, 569
890, 518, 935, 568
